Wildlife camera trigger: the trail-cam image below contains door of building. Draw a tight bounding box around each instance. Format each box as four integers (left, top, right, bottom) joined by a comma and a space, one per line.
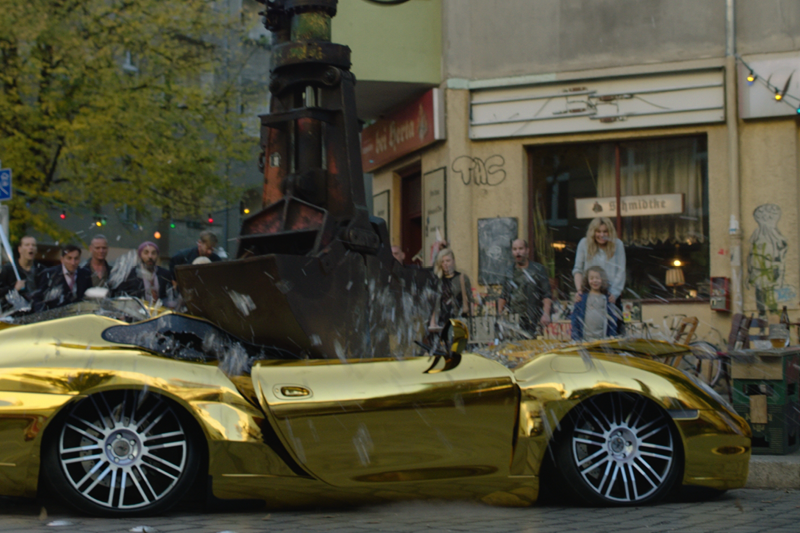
400, 163, 422, 265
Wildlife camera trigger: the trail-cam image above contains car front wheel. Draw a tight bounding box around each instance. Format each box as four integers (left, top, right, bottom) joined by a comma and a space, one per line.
555, 393, 681, 506
43, 389, 200, 516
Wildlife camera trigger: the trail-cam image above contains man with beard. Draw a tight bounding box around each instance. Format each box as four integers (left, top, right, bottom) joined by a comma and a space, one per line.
498, 239, 552, 336
34, 244, 92, 311
79, 234, 112, 287
0, 235, 45, 311
114, 242, 172, 303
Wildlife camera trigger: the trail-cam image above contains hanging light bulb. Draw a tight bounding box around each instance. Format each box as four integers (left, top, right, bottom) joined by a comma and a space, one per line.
746, 71, 756, 85
154, 231, 162, 239
243, 207, 250, 215
207, 213, 214, 224
60, 210, 66, 220
775, 89, 783, 101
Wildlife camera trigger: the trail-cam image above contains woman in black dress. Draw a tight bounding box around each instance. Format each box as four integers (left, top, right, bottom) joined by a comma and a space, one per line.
428, 248, 474, 330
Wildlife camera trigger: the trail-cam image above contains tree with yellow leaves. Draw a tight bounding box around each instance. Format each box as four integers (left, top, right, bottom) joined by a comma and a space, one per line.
0, 0, 257, 241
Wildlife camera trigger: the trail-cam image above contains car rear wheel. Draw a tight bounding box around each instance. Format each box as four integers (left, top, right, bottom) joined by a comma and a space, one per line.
43, 390, 199, 516
555, 393, 681, 506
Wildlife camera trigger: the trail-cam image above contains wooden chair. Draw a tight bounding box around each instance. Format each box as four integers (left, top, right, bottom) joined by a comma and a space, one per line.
727, 313, 750, 350
673, 316, 699, 345
748, 316, 770, 347
667, 317, 699, 368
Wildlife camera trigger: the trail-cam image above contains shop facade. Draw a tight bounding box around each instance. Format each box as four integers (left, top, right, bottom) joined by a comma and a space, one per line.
367, 53, 800, 342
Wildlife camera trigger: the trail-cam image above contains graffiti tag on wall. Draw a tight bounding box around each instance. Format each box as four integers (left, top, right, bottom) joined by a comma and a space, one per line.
451, 155, 507, 186
746, 204, 796, 312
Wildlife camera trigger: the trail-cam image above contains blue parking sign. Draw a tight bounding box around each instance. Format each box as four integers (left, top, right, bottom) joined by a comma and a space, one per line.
0, 168, 11, 201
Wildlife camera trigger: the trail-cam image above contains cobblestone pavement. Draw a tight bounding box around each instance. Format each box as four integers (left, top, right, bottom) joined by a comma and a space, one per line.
1, 489, 799, 533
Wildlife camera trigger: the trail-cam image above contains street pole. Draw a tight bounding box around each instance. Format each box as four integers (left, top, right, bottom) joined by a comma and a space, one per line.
725, 0, 743, 315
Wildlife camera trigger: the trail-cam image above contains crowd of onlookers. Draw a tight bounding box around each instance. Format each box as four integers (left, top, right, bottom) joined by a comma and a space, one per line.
0, 231, 221, 314
416, 216, 627, 343
2, 215, 626, 343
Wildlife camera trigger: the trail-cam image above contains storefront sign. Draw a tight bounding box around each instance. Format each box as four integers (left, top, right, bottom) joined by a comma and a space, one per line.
422, 167, 446, 267
575, 193, 684, 219
470, 70, 724, 139
361, 89, 445, 172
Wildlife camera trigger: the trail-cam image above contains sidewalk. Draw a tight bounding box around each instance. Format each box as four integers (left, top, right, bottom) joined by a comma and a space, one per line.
747, 449, 800, 489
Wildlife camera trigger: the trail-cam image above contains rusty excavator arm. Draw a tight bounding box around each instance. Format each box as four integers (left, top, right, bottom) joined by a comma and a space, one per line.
174, 0, 434, 360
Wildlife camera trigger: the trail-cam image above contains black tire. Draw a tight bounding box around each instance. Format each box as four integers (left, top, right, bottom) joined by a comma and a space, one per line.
554, 393, 682, 506
43, 390, 200, 516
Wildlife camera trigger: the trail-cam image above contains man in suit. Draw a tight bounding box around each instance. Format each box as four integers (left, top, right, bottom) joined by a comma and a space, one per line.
114, 241, 172, 303
0, 235, 45, 311
34, 244, 91, 311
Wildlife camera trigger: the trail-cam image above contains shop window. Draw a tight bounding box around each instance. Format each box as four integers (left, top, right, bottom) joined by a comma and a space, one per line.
528, 136, 709, 301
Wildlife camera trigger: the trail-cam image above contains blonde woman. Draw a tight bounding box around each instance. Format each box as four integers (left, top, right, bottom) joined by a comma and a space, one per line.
429, 248, 474, 329
572, 217, 626, 304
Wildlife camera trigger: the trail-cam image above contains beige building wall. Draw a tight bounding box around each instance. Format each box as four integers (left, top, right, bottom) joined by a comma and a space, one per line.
334, 0, 442, 85
739, 118, 800, 316
372, 83, 800, 339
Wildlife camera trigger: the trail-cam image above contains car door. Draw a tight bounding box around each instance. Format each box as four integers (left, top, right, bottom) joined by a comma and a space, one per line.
251, 353, 518, 486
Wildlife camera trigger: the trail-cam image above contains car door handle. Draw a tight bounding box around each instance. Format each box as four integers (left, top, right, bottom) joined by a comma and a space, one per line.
275, 385, 312, 398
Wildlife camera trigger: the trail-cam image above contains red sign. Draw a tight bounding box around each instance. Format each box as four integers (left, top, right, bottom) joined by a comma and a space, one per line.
361, 89, 444, 173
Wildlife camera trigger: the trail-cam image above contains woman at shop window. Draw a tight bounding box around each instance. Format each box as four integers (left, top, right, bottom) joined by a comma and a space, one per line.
573, 217, 626, 304
429, 248, 474, 331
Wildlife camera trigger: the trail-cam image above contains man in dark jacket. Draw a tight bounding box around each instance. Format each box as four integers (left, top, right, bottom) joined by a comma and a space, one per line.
34, 244, 91, 311
169, 230, 220, 284
79, 234, 113, 288
0, 235, 44, 311
498, 239, 553, 336
114, 241, 172, 303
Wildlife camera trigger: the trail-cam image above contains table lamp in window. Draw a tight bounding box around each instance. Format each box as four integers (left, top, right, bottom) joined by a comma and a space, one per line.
666, 259, 685, 298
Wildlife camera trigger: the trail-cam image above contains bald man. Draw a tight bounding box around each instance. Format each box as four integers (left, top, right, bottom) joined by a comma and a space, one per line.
391, 245, 405, 263
498, 239, 552, 335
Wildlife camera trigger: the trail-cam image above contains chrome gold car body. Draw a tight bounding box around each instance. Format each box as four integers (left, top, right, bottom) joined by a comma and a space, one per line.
0, 314, 750, 511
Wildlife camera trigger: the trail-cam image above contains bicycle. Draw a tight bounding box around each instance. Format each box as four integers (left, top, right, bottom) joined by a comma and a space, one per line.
630, 313, 729, 392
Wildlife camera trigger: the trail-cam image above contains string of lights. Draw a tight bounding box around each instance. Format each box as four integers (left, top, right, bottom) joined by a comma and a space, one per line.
737, 55, 800, 113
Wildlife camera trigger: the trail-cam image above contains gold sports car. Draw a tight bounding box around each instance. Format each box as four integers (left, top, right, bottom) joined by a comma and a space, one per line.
0, 306, 750, 516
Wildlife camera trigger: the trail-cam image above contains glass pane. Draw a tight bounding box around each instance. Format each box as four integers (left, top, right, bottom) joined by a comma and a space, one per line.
529, 136, 709, 302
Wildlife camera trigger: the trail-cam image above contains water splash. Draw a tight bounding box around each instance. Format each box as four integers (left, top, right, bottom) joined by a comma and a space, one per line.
227, 290, 256, 317
353, 423, 374, 466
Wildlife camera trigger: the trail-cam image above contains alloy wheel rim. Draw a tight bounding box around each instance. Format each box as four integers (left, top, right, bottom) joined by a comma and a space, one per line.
571, 394, 674, 502
58, 390, 188, 509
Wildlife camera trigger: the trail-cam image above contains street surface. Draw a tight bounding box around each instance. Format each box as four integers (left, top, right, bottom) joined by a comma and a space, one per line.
1, 489, 799, 533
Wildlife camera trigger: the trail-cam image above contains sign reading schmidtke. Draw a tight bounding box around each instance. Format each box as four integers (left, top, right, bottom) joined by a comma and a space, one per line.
575, 193, 684, 219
